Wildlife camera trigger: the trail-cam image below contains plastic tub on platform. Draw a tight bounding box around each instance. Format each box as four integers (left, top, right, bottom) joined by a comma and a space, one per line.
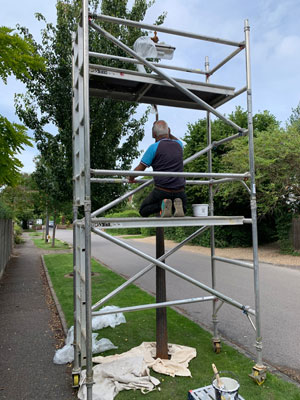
192, 204, 208, 217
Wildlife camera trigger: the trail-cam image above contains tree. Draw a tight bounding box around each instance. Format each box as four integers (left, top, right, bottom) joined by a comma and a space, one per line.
0, 116, 32, 186
222, 120, 300, 250
181, 107, 280, 247
287, 101, 300, 133
222, 125, 300, 216
0, 27, 45, 186
32, 155, 72, 244
183, 107, 279, 214
0, 27, 44, 83
0, 174, 37, 228
15, 0, 165, 211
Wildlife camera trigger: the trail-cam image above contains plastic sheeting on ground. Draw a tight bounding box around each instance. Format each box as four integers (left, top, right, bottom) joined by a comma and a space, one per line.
78, 356, 160, 400
53, 328, 117, 364
53, 306, 126, 364
92, 306, 126, 330
93, 342, 197, 377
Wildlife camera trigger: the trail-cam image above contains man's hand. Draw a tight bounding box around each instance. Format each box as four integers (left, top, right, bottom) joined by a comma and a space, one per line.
128, 176, 135, 183
127, 162, 147, 183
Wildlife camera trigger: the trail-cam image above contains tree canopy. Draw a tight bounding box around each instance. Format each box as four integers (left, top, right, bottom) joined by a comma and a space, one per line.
0, 116, 32, 186
0, 26, 45, 186
0, 174, 37, 228
15, 0, 165, 211
180, 107, 293, 247
183, 107, 280, 214
0, 26, 44, 83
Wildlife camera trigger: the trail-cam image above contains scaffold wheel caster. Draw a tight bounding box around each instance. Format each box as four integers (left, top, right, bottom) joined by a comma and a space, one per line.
72, 373, 80, 388
213, 340, 221, 354
249, 365, 267, 385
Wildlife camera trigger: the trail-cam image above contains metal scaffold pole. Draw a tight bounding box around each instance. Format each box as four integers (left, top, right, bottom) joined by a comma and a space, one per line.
244, 19, 266, 382
205, 56, 221, 353
83, 1, 93, 398
71, 28, 81, 386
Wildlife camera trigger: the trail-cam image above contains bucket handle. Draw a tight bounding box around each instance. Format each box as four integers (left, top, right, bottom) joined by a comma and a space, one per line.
212, 370, 239, 385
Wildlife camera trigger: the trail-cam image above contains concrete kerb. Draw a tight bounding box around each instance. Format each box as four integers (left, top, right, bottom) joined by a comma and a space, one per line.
41, 255, 69, 337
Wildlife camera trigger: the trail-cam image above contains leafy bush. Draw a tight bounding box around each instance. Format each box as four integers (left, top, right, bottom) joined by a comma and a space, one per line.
274, 209, 294, 254
164, 225, 253, 248
140, 227, 156, 236
105, 209, 141, 235
0, 200, 13, 219
14, 223, 23, 244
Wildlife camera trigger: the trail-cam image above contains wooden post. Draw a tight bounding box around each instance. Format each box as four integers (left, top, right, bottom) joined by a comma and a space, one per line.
292, 217, 300, 251
156, 224, 168, 359
45, 212, 49, 243
51, 211, 56, 248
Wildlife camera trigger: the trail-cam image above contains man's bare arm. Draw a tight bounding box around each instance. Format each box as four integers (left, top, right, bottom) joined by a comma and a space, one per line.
128, 162, 146, 183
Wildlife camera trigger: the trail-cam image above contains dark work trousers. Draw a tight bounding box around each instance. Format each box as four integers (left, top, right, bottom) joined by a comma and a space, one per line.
139, 187, 187, 217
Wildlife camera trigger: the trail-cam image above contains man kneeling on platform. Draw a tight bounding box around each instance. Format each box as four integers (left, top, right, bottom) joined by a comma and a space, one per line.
128, 120, 187, 218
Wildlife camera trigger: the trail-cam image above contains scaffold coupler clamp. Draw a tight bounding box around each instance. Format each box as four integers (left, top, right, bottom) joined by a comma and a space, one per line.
242, 305, 249, 315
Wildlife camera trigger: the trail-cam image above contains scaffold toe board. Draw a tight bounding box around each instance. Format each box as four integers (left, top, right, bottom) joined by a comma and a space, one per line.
90, 216, 245, 229
88, 64, 235, 109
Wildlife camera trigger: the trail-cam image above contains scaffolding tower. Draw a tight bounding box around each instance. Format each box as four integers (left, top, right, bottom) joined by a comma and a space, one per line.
72, 1, 266, 397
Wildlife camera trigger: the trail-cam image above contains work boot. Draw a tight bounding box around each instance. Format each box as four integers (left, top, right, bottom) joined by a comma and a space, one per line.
160, 199, 172, 217
174, 198, 184, 217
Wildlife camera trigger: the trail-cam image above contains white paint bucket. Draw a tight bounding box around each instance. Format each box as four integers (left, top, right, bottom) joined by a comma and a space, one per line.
212, 377, 240, 400
192, 204, 208, 217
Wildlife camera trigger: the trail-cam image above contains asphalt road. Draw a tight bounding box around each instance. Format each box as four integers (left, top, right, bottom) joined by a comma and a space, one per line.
55, 229, 300, 379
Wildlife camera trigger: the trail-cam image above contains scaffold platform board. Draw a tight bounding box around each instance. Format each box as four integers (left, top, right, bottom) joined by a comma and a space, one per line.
90, 216, 245, 229
89, 64, 235, 109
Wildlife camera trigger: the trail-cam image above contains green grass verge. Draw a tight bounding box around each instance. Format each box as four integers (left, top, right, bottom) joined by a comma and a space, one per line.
29, 232, 42, 237
32, 238, 70, 250
44, 253, 300, 400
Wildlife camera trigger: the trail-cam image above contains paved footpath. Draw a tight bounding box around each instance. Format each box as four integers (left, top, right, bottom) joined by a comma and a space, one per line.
0, 234, 76, 400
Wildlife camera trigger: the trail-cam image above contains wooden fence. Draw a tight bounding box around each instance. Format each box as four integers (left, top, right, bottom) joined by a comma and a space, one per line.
291, 216, 300, 251
0, 219, 13, 279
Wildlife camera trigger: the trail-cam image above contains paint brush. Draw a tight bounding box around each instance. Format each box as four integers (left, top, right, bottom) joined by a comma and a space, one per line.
212, 363, 225, 389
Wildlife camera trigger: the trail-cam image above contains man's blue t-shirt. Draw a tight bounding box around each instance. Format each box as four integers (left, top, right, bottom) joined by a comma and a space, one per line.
141, 139, 185, 190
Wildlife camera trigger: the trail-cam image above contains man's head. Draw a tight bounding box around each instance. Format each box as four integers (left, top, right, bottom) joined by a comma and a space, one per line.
152, 120, 170, 139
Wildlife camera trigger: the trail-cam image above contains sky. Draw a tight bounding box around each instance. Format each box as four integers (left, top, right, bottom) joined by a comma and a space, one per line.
1, 0, 300, 173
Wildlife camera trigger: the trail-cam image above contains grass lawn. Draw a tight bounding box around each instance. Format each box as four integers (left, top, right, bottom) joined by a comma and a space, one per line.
32, 237, 70, 250
29, 232, 42, 237
44, 253, 300, 400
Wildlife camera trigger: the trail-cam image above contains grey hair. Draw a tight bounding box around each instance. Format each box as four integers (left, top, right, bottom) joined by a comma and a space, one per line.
153, 120, 169, 137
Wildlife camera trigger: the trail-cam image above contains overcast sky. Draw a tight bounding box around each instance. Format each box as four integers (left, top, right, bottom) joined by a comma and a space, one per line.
1, 0, 300, 173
